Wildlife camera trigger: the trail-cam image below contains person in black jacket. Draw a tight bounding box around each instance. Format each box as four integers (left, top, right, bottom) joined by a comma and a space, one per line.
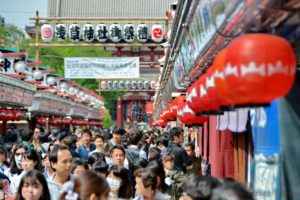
167, 127, 192, 173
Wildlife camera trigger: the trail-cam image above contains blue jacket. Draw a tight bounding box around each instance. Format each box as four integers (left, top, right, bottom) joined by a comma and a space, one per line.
75, 144, 96, 160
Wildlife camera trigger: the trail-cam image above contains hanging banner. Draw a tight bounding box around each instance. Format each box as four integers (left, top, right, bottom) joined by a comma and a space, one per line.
64, 57, 140, 79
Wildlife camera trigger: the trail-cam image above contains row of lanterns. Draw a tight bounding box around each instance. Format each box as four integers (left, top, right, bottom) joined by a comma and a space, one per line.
154, 34, 296, 127
37, 117, 102, 127
0, 110, 25, 121
41, 23, 164, 43
100, 80, 157, 90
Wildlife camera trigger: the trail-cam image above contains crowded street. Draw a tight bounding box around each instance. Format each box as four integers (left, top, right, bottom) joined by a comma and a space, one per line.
0, 0, 300, 200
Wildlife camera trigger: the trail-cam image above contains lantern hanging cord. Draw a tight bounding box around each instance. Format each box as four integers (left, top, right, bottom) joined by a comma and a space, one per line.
215, 29, 242, 38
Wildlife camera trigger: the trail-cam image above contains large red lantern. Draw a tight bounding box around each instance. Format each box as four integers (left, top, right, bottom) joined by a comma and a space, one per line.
50, 118, 62, 126
61, 118, 72, 125
156, 119, 167, 127
213, 48, 233, 108
164, 104, 175, 121
170, 95, 185, 117
177, 103, 208, 126
186, 75, 210, 114
37, 117, 47, 126
224, 34, 296, 105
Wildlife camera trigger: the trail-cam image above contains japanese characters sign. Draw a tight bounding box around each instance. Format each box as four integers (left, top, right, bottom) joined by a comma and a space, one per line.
64, 57, 140, 79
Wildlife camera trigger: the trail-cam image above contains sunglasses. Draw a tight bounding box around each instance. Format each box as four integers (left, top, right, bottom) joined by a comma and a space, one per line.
15, 152, 24, 156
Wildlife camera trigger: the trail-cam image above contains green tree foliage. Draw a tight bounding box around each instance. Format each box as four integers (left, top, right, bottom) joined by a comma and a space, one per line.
0, 23, 29, 49
103, 109, 114, 128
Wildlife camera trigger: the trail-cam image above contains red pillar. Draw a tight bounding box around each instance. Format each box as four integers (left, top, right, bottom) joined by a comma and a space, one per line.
117, 97, 123, 126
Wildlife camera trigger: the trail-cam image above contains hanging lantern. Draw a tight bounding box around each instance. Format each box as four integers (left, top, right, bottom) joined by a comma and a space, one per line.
112, 81, 118, 90
213, 49, 232, 108
205, 66, 227, 113
150, 81, 156, 89
170, 95, 186, 118
82, 24, 95, 42
107, 81, 113, 89
50, 117, 62, 126
69, 24, 81, 42
15, 62, 26, 73
137, 24, 149, 43
125, 81, 131, 89
95, 24, 109, 42
110, 24, 122, 42
55, 24, 67, 42
137, 81, 144, 89
0, 110, 6, 121
123, 24, 135, 43
33, 70, 43, 80
177, 103, 208, 126
118, 81, 125, 89
151, 24, 163, 43
101, 81, 107, 89
164, 104, 176, 121
46, 76, 56, 86
61, 118, 72, 125
143, 81, 150, 89
5, 110, 14, 121
156, 119, 167, 127
186, 77, 205, 114
37, 117, 47, 126
41, 24, 53, 42
131, 81, 137, 89
224, 34, 296, 105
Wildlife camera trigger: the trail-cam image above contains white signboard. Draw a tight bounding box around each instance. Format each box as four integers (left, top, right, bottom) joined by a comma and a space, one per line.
64, 57, 140, 79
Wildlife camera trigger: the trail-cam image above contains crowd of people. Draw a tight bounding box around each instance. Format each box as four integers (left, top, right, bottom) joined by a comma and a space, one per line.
0, 124, 255, 200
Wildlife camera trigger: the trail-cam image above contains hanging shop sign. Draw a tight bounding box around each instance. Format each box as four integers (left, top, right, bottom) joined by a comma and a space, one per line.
28, 92, 72, 115
41, 24, 53, 42
55, 24, 67, 42
41, 23, 164, 43
69, 102, 90, 118
64, 57, 140, 79
87, 108, 102, 120
173, 0, 229, 87
0, 74, 36, 106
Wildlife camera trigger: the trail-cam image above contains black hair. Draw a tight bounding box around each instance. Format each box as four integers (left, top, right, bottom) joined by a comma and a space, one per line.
35, 126, 45, 133
38, 133, 50, 143
57, 130, 70, 142
156, 134, 169, 147
94, 134, 105, 142
138, 168, 157, 190
81, 129, 92, 137
180, 175, 221, 200
73, 159, 89, 172
147, 160, 167, 193
0, 144, 9, 167
184, 142, 195, 151
109, 165, 132, 199
4, 130, 18, 143
110, 145, 126, 157
15, 170, 51, 200
128, 129, 142, 145
9, 143, 28, 174
211, 181, 254, 200
169, 127, 183, 141
92, 160, 109, 176
148, 147, 161, 162
112, 126, 126, 136
88, 152, 106, 166
22, 149, 43, 171
49, 144, 72, 164
20, 129, 33, 142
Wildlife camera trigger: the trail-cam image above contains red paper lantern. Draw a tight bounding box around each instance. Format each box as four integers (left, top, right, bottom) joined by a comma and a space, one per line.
156, 119, 167, 127
224, 34, 296, 105
163, 104, 175, 121
186, 75, 210, 114
37, 117, 47, 126
50, 118, 62, 126
213, 48, 232, 108
177, 103, 208, 126
0, 110, 5, 120
61, 118, 72, 125
170, 95, 186, 117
